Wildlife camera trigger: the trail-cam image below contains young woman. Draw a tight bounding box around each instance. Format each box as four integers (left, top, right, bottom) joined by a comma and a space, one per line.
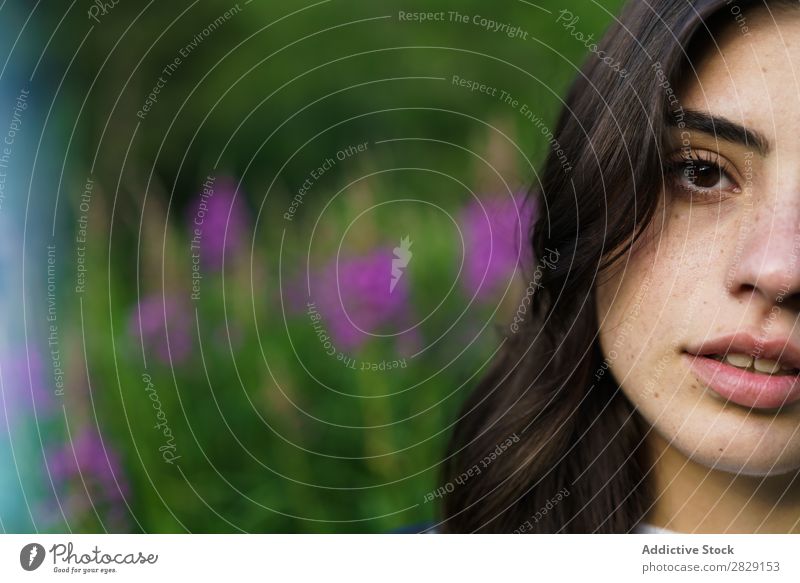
441, 0, 800, 533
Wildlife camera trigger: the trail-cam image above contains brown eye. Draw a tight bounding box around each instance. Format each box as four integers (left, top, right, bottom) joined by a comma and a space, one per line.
669, 155, 739, 196
684, 162, 722, 188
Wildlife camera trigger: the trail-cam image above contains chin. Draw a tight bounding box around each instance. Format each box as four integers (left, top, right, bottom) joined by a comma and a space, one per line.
672, 425, 800, 477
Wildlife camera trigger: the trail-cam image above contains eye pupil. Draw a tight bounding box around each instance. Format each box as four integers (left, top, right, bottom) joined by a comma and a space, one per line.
684, 162, 721, 188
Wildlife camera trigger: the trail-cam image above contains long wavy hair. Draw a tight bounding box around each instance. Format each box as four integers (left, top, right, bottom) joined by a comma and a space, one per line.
441, 0, 792, 533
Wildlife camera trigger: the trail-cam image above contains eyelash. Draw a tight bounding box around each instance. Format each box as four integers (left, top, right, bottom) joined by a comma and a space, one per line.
664, 149, 741, 201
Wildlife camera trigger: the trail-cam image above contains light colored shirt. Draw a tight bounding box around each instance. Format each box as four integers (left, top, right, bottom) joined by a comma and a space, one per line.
635, 522, 676, 534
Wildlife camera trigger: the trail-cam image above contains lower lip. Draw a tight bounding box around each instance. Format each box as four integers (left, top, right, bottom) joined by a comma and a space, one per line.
683, 353, 800, 409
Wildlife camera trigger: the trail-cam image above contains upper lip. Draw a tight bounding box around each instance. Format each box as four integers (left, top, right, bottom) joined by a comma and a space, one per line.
684, 332, 800, 370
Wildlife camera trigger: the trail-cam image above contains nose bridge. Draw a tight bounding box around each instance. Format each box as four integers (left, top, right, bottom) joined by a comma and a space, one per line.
733, 193, 800, 302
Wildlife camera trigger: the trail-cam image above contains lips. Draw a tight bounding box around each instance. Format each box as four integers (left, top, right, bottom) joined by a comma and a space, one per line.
684, 333, 800, 409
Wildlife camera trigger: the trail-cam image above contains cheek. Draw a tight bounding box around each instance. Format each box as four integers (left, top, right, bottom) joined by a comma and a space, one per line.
596, 263, 678, 404
595, 215, 704, 416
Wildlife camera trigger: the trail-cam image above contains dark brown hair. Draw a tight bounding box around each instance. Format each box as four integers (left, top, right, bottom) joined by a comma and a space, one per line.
440, 0, 790, 533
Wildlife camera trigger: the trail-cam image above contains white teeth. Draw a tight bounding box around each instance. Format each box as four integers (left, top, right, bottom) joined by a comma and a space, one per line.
725, 353, 753, 368
717, 353, 797, 374
753, 358, 782, 374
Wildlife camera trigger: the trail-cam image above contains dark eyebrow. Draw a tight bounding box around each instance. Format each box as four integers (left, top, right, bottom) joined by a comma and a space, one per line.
671, 109, 770, 155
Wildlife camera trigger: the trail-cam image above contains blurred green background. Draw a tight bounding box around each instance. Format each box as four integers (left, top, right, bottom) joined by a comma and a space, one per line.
0, 0, 623, 532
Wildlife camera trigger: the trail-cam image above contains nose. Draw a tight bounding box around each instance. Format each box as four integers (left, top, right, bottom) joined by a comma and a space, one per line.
728, 206, 800, 309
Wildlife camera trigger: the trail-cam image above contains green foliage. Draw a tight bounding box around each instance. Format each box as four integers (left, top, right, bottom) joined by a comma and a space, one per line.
35, 0, 624, 532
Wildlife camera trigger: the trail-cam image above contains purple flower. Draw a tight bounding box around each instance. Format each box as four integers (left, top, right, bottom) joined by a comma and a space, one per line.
460, 194, 536, 301
186, 175, 250, 271
0, 348, 53, 430
48, 428, 130, 528
128, 294, 192, 365
311, 248, 417, 352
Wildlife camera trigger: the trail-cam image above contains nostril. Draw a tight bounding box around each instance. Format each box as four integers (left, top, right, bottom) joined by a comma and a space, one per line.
739, 283, 757, 295
729, 282, 758, 299
731, 276, 800, 307
778, 292, 800, 313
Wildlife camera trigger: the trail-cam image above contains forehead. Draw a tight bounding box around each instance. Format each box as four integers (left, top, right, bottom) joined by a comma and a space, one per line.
679, 6, 800, 143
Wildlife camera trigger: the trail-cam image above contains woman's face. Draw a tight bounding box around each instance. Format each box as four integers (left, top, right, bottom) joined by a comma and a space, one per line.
596, 7, 800, 476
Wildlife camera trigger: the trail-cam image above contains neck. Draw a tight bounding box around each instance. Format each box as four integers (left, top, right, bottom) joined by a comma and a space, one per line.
644, 430, 800, 533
